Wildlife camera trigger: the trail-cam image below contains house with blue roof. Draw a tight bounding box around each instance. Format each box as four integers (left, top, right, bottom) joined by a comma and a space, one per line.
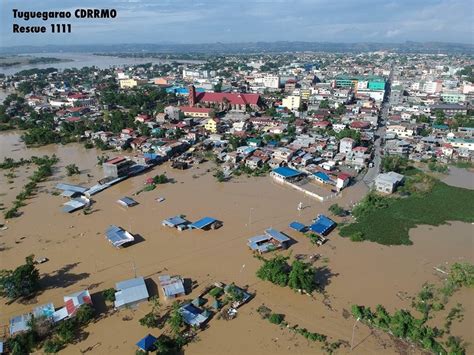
313, 171, 334, 185
180, 303, 210, 328
136, 334, 157, 352
310, 215, 336, 236
270, 166, 304, 182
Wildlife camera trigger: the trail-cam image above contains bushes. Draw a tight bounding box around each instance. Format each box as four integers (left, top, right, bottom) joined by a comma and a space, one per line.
152, 173, 169, 184
65, 164, 80, 176
102, 288, 116, 303
269, 313, 284, 325
328, 203, 346, 217
43, 338, 63, 353
4, 155, 59, 219
351, 263, 473, 355
139, 312, 159, 328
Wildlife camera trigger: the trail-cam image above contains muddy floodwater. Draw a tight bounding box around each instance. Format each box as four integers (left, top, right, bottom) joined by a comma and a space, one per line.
0, 132, 473, 354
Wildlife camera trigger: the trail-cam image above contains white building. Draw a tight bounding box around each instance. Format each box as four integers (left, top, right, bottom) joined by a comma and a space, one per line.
339, 137, 356, 154
282, 95, 301, 110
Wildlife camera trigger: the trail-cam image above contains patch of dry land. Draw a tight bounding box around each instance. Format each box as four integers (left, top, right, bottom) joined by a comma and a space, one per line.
0, 131, 473, 354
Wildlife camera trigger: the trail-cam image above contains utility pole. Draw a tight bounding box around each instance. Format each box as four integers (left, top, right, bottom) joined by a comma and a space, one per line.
350, 318, 360, 351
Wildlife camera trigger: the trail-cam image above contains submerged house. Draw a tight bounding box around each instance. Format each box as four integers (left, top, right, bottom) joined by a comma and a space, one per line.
114, 276, 149, 309
179, 303, 210, 328
247, 228, 291, 254
105, 225, 135, 248
310, 215, 336, 236
159, 275, 185, 300
189, 217, 222, 230
162, 216, 190, 231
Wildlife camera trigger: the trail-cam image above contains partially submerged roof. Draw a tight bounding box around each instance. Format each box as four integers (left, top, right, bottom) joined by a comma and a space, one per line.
62, 198, 88, 213
55, 183, 88, 193
105, 225, 135, 248
289, 221, 307, 232
115, 276, 149, 309
189, 217, 217, 230
136, 334, 158, 351
180, 303, 209, 327
117, 196, 138, 207
159, 275, 185, 298
310, 215, 336, 236
162, 216, 188, 227
64, 290, 92, 316
265, 228, 290, 243
9, 313, 31, 335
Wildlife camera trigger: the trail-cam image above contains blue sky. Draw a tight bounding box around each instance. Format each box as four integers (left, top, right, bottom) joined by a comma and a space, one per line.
1, 0, 473, 46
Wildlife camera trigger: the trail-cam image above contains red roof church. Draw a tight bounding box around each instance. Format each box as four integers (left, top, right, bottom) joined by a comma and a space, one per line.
188, 85, 264, 111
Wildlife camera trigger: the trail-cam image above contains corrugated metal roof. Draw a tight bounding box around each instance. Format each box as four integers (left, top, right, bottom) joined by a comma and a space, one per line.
265, 228, 290, 243
159, 275, 185, 298
114, 277, 149, 309
55, 183, 88, 193
105, 225, 135, 248
190, 217, 217, 229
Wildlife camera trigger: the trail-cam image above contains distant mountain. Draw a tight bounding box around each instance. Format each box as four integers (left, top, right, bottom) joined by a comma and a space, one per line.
1, 41, 473, 55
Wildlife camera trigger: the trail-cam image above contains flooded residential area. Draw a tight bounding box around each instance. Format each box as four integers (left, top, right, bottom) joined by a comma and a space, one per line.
0, 127, 472, 354
0, 15, 473, 353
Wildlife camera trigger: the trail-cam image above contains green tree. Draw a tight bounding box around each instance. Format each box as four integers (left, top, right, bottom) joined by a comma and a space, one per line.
167, 302, 185, 335
268, 313, 284, 324
256, 255, 290, 287
319, 99, 330, 109
0, 255, 40, 300
381, 156, 408, 173
288, 260, 316, 294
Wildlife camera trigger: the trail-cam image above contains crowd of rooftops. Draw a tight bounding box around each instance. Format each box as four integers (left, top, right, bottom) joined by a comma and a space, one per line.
0, 52, 471, 183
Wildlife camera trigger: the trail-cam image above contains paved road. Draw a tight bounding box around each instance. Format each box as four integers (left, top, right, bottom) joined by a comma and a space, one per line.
362, 67, 393, 186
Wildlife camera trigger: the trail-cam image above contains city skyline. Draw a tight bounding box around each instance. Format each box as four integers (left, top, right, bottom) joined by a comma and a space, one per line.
1, 0, 473, 47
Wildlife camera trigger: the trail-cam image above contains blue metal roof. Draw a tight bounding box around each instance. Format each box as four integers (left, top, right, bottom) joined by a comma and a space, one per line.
314, 171, 331, 182
310, 215, 336, 236
272, 166, 302, 178
190, 217, 217, 229
136, 334, 157, 351
180, 303, 209, 327
289, 221, 307, 232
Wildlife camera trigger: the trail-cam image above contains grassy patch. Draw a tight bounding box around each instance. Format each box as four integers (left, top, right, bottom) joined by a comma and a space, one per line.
340, 179, 474, 245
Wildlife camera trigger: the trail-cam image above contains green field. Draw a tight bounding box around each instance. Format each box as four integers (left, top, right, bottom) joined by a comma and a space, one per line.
340, 180, 474, 245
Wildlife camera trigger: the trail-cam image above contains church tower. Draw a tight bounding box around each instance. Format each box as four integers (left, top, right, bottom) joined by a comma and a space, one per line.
188, 85, 196, 107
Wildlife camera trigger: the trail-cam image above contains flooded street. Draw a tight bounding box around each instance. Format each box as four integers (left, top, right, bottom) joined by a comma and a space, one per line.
0, 132, 472, 354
